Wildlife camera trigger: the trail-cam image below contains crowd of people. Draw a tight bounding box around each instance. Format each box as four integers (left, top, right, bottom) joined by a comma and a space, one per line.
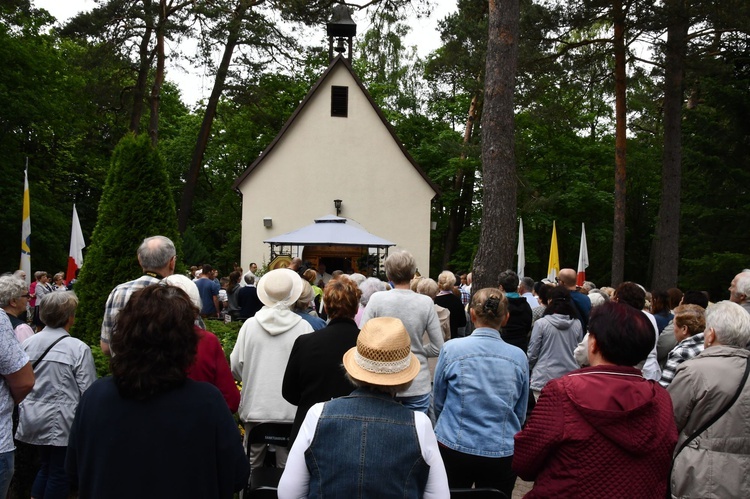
1, 234, 749, 498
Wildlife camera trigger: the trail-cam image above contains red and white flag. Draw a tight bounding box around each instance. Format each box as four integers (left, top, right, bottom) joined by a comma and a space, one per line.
66, 204, 85, 284
576, 223, 589, 287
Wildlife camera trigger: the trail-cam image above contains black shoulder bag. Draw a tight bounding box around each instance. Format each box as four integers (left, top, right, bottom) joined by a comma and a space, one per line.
32, 335, 68, 369
667, 357, 750, 498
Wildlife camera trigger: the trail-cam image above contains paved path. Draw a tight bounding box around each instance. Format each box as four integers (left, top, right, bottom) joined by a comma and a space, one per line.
512, 477, 534, 498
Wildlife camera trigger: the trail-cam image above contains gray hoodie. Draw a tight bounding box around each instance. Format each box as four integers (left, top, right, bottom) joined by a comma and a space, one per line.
527, 314, 583, 391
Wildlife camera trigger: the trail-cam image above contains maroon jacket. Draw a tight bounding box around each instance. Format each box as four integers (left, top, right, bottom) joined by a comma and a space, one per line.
513, 365, 677, 498
188, 326, 241, 413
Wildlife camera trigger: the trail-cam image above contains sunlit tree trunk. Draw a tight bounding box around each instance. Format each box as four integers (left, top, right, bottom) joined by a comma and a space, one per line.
129, 0, 154, 134
148, 0, 166, 146
442, 91, 479, 269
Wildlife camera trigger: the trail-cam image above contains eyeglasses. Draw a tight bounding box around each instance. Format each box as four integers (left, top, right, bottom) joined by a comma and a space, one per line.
18, 294, 31, 299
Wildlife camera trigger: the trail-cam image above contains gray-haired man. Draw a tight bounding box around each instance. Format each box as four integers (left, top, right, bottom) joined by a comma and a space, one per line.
100, 236, 176, 356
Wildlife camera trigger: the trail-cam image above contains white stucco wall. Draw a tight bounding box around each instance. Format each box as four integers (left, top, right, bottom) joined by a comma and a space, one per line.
237, 61, 436, 274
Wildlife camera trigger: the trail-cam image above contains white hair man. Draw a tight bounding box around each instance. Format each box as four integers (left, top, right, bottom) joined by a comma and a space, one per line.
100, 236, 177, 356
729, 271, 750, 316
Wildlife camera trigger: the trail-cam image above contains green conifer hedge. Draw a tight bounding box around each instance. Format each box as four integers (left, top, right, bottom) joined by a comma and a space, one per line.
72, 133, 182, 346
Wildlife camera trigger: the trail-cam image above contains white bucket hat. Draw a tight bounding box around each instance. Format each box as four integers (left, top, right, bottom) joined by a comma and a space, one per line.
162, 274, 201, 310
256, 268, 304, 309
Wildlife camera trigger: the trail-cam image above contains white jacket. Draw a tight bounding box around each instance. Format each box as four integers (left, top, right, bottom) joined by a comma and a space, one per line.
230, 306, 313, 423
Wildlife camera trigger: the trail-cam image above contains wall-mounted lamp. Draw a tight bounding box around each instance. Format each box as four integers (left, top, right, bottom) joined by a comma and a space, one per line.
334, 199, 343, 216
263, 217, 272, 228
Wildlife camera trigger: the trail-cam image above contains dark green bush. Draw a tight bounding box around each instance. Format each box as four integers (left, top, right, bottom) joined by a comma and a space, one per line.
72, 133, 182, 346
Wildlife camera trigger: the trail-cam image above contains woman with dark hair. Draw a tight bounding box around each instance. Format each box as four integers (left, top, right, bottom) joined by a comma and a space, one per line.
514, 302, 677, 498
650, 289, 673, 333
527, 286, 583, 400
225, 270, 242, 321
65, 285, 249, 498
531, 283, 554, 325
282, 276, 361, 444
432, 288, 529, 497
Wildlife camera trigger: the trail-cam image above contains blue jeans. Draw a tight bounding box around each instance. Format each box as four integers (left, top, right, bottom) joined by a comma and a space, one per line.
395, 392, 431, 414
0, 450, 14, 498
31, 446, 70, 499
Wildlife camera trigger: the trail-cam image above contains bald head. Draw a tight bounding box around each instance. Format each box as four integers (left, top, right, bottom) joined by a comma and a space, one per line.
558, 268, 577, 288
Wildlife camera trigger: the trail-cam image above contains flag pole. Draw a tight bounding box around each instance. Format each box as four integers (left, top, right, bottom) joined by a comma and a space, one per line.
577, 223, 589, 287
20, 160, 31, 286
516, 218, 525, 279
547, 221, 559, 282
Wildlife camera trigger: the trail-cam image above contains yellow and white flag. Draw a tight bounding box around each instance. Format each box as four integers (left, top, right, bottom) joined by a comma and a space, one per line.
20, 167, 31, 285
547, 221, 560, 282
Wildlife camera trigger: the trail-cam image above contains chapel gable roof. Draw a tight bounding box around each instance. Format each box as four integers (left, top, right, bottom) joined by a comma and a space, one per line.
232, 54, 440, 197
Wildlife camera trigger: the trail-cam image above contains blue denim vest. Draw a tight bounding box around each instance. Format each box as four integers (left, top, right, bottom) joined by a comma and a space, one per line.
305, 388, 429, 498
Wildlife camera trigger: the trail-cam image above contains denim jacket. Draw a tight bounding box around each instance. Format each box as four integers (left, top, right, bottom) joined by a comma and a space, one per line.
433, 327, 529, 458
305, 389, 429, 498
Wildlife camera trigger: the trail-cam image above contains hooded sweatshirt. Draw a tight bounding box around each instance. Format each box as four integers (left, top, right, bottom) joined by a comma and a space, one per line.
230, 306, 313, 423
513, 365, 678, 498
527, 314, 583, 391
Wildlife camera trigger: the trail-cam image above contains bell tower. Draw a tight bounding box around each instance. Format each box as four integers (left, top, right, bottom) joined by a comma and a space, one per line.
326, 5, 357, 62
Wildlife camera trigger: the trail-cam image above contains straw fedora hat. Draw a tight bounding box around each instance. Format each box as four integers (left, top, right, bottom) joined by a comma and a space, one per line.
256, 268, 304, 308
342, 317, 420, 386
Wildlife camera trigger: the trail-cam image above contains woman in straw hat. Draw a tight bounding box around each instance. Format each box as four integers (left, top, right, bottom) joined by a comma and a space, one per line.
277, 317, 449, 498
230, 268, 314, 468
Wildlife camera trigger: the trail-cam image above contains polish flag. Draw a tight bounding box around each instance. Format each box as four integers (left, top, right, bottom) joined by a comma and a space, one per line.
577, 223, 589, 287
66, 205, 85, 284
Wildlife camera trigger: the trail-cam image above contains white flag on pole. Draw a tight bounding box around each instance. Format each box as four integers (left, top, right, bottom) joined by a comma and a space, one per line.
517, 218, 525, 279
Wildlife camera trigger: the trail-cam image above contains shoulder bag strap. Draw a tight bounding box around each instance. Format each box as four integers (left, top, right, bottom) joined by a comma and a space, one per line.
32, 335, 68, 369
667, 356, 750, 497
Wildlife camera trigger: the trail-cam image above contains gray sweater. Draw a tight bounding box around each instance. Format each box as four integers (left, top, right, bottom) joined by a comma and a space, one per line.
361, 289, 444, 397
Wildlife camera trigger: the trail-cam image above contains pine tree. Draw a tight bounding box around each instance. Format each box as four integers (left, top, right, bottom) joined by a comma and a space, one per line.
72, 133, 181, 346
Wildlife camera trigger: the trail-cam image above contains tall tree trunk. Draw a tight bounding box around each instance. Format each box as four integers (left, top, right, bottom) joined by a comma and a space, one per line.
129, 0, 154, 134
442, 91, 479, 269
148, 0, 167, 146
611, 0, 627, 286
473, 0, 519, 291
178, 0, 249, 233
651, 0, 689, 290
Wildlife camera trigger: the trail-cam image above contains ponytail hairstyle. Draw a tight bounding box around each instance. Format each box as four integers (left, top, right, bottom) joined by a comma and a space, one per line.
470, 288, 508, 329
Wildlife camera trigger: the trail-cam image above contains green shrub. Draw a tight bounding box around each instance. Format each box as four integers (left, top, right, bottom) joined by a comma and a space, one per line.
204, 320, 243, 364
71, 133, 182, 345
